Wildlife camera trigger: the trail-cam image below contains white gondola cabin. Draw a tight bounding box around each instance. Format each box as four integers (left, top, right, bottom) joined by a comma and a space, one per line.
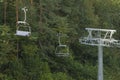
55, 33, 69, 57
15, 21, 31, 36
15, 7, 31, 37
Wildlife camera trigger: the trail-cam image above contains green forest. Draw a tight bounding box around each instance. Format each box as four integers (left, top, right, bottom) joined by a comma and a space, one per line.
0, 0, 120, 80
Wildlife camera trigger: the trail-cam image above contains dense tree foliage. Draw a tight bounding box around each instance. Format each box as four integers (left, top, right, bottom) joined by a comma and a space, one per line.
0, 0, 120, 80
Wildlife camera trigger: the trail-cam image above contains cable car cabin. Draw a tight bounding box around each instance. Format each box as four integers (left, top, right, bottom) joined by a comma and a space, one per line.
15, 22, 31, 37
15, 7, 31, 37
55, 44, 69, 57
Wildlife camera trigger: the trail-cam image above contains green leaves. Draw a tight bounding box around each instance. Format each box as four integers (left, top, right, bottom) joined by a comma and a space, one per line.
53, 72, 74, 80
0, 25, 10, 36
22, 44, 38, 56
1, 0, 120, 80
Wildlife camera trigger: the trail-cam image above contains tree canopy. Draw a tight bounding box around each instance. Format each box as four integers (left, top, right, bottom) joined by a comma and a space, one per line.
0, 0, 120, 80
